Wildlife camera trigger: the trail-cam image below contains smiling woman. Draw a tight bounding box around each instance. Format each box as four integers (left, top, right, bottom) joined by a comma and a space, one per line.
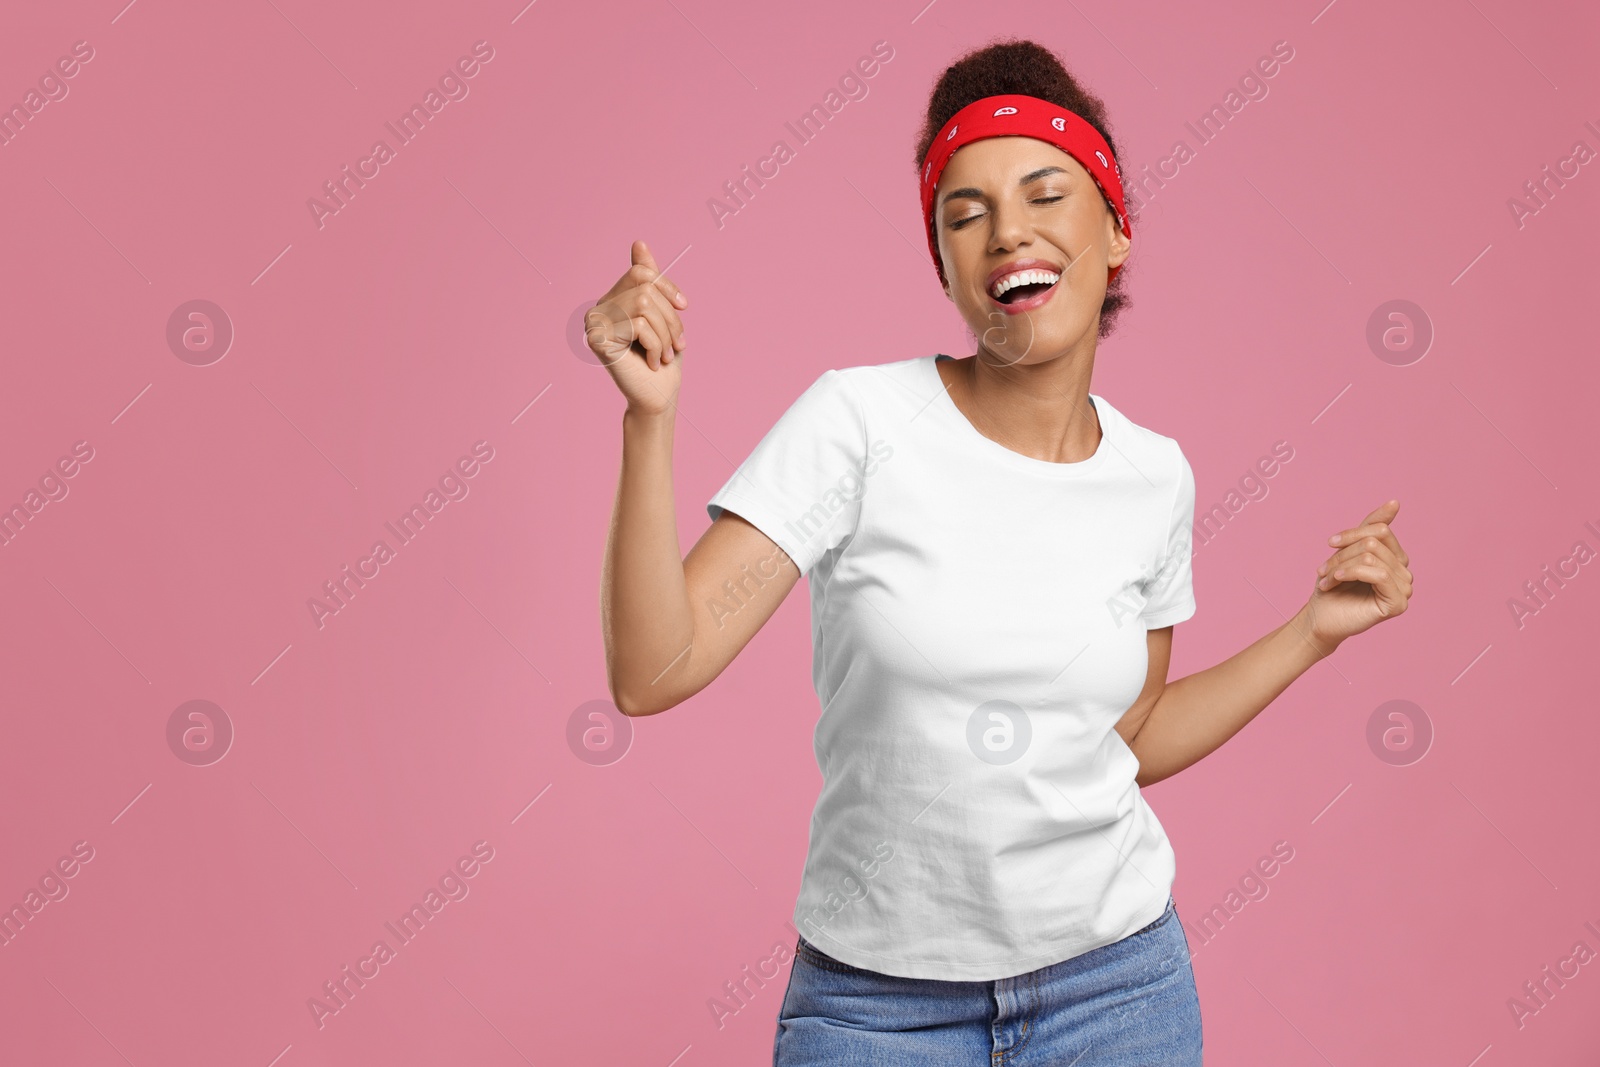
915, 42, 1133, 340
590, 33, 1413, 1067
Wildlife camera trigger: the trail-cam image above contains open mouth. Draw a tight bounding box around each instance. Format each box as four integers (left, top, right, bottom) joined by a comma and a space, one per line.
996, 279, 1057, 304
988, 267, 1063, 305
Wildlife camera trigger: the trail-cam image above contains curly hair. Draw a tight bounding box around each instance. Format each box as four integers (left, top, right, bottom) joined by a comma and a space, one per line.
914, 38, 1131, 339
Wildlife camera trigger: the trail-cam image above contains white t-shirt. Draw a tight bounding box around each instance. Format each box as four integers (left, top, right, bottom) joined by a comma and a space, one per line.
706, 354, 1197, 981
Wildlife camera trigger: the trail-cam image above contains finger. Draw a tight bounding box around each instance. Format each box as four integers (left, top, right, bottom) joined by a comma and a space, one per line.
603, 305, 655, 369
645, 265, 688, 311
1319, 540, 1403, 583
1356, 521, 1408, 568
628, 315, 665, 371
610, 289, 653, 347
1318, 540, 1410, 593
597, 250, 654, 305
632, 241, 689, 310
1359, 499, 1400, 527
633, 239, 659, 274
586, 302, 636, 364
640, 284, 686, 352
631, 307, 670, 371
659, 276, 688, 310
1329, 515, 1394, 547
1319, 535, 1401, 577
1329, 515, 1407, 566
584, 305, 608, 352
1320, 543, 1412, 600
622, 262, 684, 319
1323, 560, 1407, 617
1316, 558, 1380, 592
628, 288, 674, 360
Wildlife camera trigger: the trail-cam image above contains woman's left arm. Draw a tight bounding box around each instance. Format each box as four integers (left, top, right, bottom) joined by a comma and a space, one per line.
1128, 499, 1415, 788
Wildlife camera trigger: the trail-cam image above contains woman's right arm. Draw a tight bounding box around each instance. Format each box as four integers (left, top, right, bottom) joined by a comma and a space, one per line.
590, 241, 802, 716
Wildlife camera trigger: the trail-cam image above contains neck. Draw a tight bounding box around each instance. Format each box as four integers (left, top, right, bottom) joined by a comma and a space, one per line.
942, 348, 1101, 464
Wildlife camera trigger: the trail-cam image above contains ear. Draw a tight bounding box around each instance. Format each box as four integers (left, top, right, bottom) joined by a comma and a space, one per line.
1106, 208, 1132, 270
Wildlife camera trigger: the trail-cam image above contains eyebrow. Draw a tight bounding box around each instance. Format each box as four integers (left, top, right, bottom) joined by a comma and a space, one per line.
941, 166, 1069, 207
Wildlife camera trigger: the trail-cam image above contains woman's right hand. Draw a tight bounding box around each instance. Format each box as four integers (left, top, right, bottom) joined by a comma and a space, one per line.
585, 240, 689, 416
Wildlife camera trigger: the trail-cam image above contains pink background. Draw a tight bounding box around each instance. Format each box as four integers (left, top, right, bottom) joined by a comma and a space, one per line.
2, 0, 1597, 1063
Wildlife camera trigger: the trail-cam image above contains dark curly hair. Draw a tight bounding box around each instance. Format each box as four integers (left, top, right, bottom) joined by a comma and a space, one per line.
915, 38, 1131, 339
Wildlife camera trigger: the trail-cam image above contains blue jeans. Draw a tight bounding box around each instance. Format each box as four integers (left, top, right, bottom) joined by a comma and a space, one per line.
773, 895, 1202, 1065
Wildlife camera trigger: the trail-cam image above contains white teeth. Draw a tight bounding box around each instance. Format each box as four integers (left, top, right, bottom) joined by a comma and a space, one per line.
990, 268, 1061, 299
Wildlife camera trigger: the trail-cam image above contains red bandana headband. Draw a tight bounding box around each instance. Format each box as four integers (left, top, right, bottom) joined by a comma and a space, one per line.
919, 94, 1132, 284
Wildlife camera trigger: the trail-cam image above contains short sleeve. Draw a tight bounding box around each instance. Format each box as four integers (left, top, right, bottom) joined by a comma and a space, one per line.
706, 369, 868, 577
1139, 449, 1197, 628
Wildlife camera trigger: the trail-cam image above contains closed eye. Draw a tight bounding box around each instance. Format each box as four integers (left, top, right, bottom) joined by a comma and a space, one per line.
949, 196, 1065, 230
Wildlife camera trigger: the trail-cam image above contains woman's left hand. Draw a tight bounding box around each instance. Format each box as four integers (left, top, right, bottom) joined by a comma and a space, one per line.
1303, 499, 1414, 653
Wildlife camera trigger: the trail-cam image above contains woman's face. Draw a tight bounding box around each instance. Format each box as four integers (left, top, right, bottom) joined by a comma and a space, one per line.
934, 136, 1130, 366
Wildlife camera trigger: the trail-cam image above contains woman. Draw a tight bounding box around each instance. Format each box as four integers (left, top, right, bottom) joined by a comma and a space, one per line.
589, 37, 1412, 1067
